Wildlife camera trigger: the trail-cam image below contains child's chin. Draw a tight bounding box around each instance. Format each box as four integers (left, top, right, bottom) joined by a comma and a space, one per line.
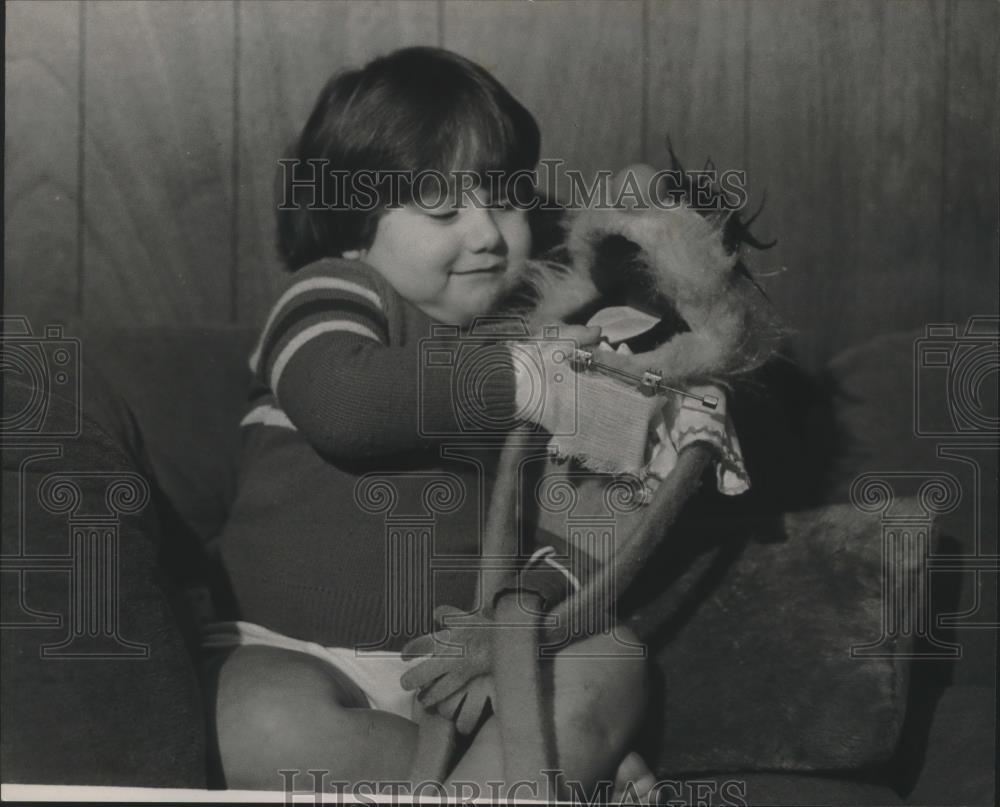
459, 289, 508, 324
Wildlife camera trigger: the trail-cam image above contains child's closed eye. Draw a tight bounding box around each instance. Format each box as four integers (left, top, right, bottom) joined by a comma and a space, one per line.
425, 207, 459, 222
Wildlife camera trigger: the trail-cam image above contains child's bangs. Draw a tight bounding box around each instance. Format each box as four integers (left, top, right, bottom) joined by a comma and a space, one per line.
394, 89, 539, 205
442, 100, 537, 178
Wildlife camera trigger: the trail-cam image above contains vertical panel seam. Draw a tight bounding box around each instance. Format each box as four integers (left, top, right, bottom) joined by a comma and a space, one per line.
437, 0, 444, 48
939, 0, 952, 322
640, 0, 649, 161
231, 0, 241, 323
743, 0, 751, 197
77, 0, 87, 319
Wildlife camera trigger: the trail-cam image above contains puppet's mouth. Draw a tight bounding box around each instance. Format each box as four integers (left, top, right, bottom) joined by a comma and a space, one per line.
584, 234, 690, 351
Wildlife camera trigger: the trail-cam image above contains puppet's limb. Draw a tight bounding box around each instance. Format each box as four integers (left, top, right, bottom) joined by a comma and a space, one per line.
405, 428, 532, 785
547, 444, 715, 638
478, 426, 534, 607
403, 444, 716, 706
405, 442, 714, 791
467, 449, 713, 796
491, 590, 555, 797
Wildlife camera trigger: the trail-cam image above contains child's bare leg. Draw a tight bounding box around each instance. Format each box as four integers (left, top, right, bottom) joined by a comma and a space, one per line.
214, 645, 418, 790
446, 624, 649, 798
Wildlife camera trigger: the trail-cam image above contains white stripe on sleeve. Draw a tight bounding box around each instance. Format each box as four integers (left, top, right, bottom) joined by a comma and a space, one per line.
249, 276, 385, 372
269, 320, 383, 393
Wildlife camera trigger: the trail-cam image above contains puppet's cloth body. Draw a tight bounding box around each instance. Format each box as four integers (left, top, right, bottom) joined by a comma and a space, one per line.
533, 339, 749, 494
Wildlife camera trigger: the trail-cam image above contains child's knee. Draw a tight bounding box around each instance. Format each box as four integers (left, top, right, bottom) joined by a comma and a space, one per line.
554, 627, 649, 748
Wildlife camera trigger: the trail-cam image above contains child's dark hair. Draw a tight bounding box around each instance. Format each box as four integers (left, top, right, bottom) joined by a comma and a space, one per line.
276, 47, 541, 271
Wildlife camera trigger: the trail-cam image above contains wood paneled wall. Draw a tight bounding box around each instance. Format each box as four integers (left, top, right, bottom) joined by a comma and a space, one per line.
5, 0, 998, 369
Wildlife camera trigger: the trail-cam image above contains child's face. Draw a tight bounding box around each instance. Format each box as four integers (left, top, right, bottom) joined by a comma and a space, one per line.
356, 190, 530, 325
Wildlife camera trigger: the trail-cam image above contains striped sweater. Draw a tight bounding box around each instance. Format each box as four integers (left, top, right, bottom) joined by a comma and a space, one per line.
217, 258, 521, 650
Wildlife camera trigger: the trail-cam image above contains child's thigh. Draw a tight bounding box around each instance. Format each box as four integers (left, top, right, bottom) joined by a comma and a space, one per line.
214, 644, 418, 789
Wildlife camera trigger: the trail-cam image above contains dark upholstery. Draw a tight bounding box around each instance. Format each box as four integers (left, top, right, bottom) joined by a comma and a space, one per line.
1, 372, 207, 786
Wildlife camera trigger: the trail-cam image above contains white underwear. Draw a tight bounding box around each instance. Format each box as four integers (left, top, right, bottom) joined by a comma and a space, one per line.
203, 620, 417, 720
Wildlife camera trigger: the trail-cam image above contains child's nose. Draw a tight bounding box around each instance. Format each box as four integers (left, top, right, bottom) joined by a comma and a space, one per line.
465, 208, 504, 252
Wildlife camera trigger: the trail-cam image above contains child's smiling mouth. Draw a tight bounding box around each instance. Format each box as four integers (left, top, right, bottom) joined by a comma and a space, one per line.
453, 262, 506, 276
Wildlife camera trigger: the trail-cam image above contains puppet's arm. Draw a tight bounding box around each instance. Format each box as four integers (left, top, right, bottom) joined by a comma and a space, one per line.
406, 426, 542, 784
402, 441, 715, 709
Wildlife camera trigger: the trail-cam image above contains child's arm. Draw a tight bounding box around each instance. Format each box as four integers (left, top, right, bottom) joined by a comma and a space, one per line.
252, 259, 517, 459
274, 332, 515, 458
254, 259, 601, 461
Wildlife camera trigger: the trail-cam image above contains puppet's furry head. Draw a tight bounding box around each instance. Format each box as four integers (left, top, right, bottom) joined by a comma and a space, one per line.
499, 163, 782, 386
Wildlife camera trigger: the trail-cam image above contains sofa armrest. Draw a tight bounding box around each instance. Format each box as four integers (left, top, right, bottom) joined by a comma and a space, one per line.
1, 373, 207, 786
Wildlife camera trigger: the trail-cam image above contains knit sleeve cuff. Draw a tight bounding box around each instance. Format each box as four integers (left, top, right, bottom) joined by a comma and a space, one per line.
417, 341, 518, 436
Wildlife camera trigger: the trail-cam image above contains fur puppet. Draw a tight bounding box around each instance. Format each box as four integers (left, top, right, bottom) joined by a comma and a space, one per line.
403, 159, 784, 795
490, 162, 783, 482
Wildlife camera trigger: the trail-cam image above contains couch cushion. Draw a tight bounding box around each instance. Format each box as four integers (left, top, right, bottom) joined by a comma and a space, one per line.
77, 326, 256, 545
1, 377, 207, 786
622, 501, 917, 776
822, 326, 997, 687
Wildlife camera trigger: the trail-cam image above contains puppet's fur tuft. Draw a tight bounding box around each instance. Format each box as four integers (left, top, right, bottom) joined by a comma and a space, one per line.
497, 197, 782, 385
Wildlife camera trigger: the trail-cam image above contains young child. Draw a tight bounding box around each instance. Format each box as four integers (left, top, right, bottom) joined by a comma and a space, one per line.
210, 47, 655, 798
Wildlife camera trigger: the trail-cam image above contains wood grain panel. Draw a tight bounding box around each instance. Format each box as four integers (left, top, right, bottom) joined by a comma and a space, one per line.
748, 0, 947, 370
443, 0, 644, 200
943, 0, 999, 322
645, 0, 747, 174
82, 0, 234, 324
4, 1, 80, 325
236, 0, 439, 326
